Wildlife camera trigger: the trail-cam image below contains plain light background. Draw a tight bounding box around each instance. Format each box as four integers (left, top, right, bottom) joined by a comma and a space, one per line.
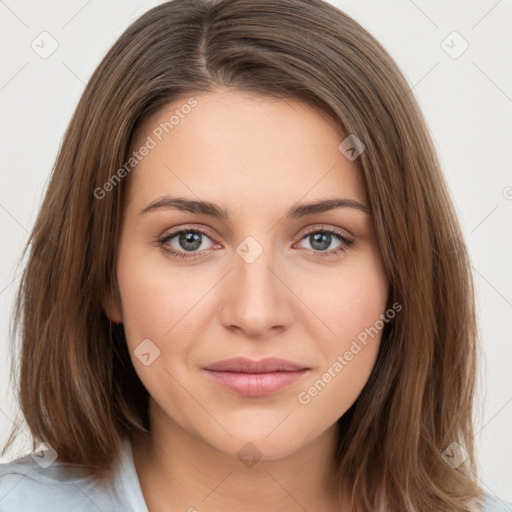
1, 0, 511, 503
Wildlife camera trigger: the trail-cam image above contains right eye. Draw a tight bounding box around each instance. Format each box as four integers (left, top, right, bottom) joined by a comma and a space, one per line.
157, 226, 220, 259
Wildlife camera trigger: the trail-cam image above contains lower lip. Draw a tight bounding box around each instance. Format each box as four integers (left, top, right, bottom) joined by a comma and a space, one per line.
202, 369, 309, 396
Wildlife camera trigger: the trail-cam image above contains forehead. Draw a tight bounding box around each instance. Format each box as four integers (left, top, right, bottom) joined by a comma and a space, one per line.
126, 89, 366, 212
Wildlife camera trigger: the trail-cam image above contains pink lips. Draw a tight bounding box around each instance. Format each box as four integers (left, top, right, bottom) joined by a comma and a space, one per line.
202, 357, 309, 396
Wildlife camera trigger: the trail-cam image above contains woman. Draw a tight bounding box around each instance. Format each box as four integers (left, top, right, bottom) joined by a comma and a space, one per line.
1, 0, 509, 510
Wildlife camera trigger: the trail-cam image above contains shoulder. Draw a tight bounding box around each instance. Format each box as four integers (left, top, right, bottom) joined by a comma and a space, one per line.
480, 494, 512, 512
0, 451, 117, 511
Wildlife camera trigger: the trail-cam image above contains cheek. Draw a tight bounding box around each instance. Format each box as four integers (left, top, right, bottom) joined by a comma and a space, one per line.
296, 339, 381, 426
115, 247, 199, 413
115, 243, 206, 343
295, 251, 388, 412
300, 249, 389, 350
115, 244, 215, 402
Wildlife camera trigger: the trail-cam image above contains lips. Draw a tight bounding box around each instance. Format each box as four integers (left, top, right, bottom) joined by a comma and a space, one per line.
202, 357, 308, 373
202, 357, 310, 396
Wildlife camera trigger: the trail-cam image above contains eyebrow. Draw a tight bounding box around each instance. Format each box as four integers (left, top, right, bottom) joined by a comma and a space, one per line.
139, 195, 370, 219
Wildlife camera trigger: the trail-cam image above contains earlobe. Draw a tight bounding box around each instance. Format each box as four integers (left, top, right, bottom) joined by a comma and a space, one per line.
106, 312, 122, 324
103, 287, 123, 324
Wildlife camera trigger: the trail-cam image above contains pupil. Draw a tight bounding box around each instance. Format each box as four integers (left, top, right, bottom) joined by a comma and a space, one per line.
311, 232, 330, 251
180, 232, 201, 251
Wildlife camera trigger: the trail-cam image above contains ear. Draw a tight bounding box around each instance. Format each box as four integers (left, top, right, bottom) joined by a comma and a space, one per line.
103, 285, 123, 324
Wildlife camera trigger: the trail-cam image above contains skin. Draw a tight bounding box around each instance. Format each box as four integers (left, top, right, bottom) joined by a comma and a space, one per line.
106, 87, 389, 512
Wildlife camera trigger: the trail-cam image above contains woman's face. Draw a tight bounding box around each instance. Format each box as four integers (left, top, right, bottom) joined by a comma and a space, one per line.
109, 88, 389, 459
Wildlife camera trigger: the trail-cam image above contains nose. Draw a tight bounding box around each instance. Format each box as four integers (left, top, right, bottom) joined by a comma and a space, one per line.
218, 239, 295, 339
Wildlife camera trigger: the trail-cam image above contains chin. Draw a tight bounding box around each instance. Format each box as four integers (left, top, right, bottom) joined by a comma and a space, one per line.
202, 427, 308, 461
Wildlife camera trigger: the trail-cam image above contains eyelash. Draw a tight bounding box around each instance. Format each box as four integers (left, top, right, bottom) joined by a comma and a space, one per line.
157, 225, 355, 260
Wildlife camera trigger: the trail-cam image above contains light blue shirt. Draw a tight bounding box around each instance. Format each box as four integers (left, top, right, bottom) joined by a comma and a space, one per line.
0, 438, 147, 511
1, 438, 511, 511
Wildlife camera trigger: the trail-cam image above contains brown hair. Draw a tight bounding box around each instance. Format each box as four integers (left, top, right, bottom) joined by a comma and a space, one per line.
3, 0, 486, 510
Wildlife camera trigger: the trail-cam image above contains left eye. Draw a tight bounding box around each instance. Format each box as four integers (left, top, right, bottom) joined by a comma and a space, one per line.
294, 228, 355, 258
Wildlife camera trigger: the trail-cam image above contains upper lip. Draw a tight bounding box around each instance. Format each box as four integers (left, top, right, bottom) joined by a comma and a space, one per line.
203, 357, 308, 373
